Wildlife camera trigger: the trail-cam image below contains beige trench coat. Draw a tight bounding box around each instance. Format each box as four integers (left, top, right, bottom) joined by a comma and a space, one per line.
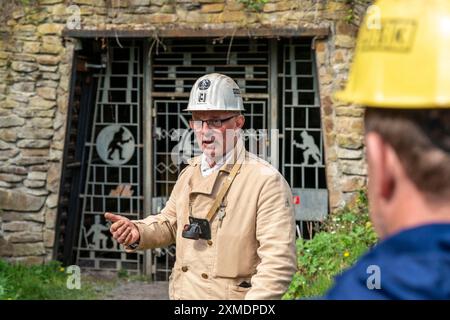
129, 140, 297, 299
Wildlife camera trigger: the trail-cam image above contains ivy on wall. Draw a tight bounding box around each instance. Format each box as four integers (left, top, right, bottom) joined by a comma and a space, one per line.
344, 0, 373, 24
237, 0, 268, 12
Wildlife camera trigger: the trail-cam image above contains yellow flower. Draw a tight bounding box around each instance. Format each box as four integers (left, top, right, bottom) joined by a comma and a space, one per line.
344, 251, 350, 258
365, 221, 372, 228
59, 267, 65, 272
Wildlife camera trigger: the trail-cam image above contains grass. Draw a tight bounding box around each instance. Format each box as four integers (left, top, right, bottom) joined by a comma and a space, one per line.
0, 260, 115, 300
117, 268, 152, 283
283, 189, 378, 299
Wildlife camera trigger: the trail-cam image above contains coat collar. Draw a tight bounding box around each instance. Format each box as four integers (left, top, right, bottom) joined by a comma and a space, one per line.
188, 167, 220, 195
187, 155, 201, 167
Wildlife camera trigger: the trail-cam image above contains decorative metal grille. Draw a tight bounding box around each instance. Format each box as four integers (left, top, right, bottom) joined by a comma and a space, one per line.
280, 38, 328, 237
75, 41, 144, 273
70, 37, 328, 277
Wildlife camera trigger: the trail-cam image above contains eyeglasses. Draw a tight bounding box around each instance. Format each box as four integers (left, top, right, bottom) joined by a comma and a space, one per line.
189, 115, 237, 129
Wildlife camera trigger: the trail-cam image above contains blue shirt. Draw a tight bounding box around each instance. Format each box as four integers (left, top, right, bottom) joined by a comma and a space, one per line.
325, 223, 450, 300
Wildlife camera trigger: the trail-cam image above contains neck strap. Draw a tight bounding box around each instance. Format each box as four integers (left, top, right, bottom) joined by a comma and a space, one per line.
205, 156, 242, 222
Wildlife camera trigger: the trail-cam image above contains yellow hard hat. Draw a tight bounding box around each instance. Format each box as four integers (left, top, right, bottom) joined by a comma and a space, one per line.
336, 0, 450, 108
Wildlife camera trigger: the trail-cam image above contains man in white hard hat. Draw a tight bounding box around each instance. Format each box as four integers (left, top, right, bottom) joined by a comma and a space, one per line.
325, 0, 450, 299
105, 73, 297, 300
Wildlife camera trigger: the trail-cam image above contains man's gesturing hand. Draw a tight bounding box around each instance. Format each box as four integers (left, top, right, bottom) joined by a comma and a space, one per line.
104, 212, 140, 246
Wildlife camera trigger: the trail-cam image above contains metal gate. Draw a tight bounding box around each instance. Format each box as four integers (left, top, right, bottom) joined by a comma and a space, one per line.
149, 38, 327, 280
75, 41, 144, 273
150, 38, 271, 280
65, 37, 327, 277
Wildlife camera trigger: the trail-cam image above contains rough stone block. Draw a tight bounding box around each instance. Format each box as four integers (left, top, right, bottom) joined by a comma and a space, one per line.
0, 189, 45, 212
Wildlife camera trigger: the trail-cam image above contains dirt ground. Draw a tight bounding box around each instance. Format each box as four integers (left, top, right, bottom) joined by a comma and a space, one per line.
104, 280, 169, 300
84, 270, 169, 300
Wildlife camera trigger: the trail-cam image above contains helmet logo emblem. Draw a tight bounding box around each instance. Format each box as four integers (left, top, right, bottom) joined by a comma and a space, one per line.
198, 79, 211, 90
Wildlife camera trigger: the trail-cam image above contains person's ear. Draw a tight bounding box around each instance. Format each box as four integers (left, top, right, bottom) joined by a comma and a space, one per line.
235, 114, 245, 129
366, 132, 396, 202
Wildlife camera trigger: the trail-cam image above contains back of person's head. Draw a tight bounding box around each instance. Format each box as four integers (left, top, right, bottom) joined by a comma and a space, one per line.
364, 108, 450, 200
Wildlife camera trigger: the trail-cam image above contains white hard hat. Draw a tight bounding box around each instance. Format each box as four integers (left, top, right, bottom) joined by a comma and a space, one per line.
184, 73, 245, 112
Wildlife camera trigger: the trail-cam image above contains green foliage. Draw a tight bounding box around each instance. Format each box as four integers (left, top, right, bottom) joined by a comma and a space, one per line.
238, 0, 268, 12
283, 189, 378, 299
117, 268, 129, 279
344, 0, 373, 24
116, 268, 151, 282
345, 7, 355, 24
0, 260, 104, 300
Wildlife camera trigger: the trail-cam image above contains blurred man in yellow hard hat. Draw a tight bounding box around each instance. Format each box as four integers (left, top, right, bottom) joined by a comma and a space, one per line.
326, 0, 450, 299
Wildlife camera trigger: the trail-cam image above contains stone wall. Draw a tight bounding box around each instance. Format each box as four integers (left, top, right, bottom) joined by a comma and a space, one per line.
0, 0, 368, 264
316, 25, 367, 210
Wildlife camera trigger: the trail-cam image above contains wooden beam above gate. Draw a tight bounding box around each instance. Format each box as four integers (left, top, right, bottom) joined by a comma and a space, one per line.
62, 26, 330, 39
